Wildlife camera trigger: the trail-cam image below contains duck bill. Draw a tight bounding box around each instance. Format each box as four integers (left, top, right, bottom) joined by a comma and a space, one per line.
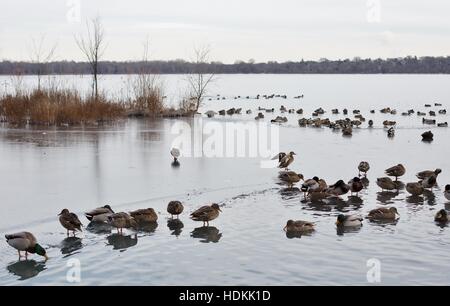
43, 254, 49, 261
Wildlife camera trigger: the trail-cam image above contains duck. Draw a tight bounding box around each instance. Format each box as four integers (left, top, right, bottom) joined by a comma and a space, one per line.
5, 232, 48, 260
434, 209, 449, 223
283, 220, 315, 233
405, 182, 424, 196
327, 180, 350, 196
301, 176, 320, 197
368, 119, 374, 127
387, 127, 395, 138
85, 205, 115, 222
342, 126, 352, 136
348, 177, 364, 195
385, 164, 406, 181
445, 185, 450, 201
420, 174, 437, 189
335, 214, 363, 227
416, 169, 442, 180
437, 122, 448, 127
129, 208, 158, 223
367, 207, 399, 220
170, 148, 180, 162
190, 203, 222, 226
308, 191, 332, 202
278, 151, 296, 170
107, 212, 138, 234
167, 201, 184, 219
58, 209, 83, 236
358, 161, 370, 177
204, 110, 217, 118
421, 131, 434, 141
376, 177, 397, 191
278, 171, 304, 189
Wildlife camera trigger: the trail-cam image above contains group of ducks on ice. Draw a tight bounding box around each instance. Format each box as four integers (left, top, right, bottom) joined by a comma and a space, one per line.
5, 149, 450, 260
275, 151, 449, 235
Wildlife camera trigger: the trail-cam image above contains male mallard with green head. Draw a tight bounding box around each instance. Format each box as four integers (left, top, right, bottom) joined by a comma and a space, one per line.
336, 214, 363, 227
129, 208, 158, 223
5, 232, 49, 260
283, 220, 315, 233
367, 207, 399, 220
445, 185, 450, 201
385, 164, 406, 181
167, 201, 184, 219
434, 209, 449, 223
190, 203, 222, 226
58, 209, 83, 236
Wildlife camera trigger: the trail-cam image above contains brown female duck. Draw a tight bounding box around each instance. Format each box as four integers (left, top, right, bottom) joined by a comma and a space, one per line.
190, 203, 222, 226
385, 164, 406, 181
58, 209, 83, 236
167, 201, 184, 219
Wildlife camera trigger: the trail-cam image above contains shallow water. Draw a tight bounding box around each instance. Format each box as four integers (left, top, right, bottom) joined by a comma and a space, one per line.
1, 74, 450, 285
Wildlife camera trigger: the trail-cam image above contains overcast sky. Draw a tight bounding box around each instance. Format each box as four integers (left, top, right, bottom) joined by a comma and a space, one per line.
1, 0, 450, 63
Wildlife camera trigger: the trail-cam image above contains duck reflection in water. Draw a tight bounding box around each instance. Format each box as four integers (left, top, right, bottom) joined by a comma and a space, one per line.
336, 225, 362, 236
376, 191, 399, 204
7, 260, 46, 281
171, 160, 180, 168
423, 190, 436, 206
191, 226, 222, 243
346, 195, 364, 207
135, 222, 158, 233
279, 187, 301, 200
406, 195, 424, 205
60, 237, 83, 255
107, 233, 138, 250
285, 230, 314, 239
167, 219, 184, 237
86, 221, 112, 234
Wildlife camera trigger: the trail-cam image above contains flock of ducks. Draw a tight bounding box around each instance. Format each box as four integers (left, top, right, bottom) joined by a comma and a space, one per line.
272, 152, 450, 236
205, 102, 447, 140
5, 198, 222, 260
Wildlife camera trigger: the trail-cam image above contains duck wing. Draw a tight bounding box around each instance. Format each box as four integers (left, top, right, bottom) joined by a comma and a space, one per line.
190, 206, 213, 219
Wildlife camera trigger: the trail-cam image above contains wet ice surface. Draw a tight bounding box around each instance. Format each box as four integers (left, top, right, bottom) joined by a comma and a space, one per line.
0, 75, 450, 285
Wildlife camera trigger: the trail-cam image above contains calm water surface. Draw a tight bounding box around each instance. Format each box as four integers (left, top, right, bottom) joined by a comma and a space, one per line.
0, 75, 449, 285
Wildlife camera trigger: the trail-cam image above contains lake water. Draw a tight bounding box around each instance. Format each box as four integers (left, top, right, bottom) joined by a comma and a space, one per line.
0, 74, 449, 285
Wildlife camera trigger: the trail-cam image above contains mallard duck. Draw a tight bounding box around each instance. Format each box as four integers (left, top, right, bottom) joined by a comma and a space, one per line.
348, 177, 363, 195
387, 127, 395, 138
283, 220, 315, 233
434, 209, 449, 223
358, 161, 370, 177
445, 185, 450, 201
107, 212, 138, 234
85, 205, 115, 222
336, 214, 363, 227
342, 126, 352, 136
421, 131, 434, 141
279, 171, 304, 188
58, 209, 82, 236
308, 191, 332, 202
420, 174, 437, 189
301, 176, 320, 198
170, 148, 180, 162
376, 177, 397, 191
278, 151, 296, 170
5, 232, 48, 260
406, 182, 424, 196
271, 152, 286, 162
368, 120, 374, 127
129, 208, 158, 223
437, 122, 448, 127
367, 207, 399, 220
416, 169, 442, 180
167, 201, 184, 219
204, 110, 217, 118
190, 203, 222, 226
385, 164, 406, 181
327, 180, 350, 196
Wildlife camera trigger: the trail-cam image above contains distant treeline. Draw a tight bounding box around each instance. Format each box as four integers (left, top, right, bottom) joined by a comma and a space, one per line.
2, 56, 450, 75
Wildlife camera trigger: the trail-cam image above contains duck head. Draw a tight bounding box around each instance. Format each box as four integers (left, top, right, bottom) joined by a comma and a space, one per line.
289, 151, 296, 156
58, 208, 69, 216
211, 203, 222, 212
435, 209, 448, 222
435, 169, 442, 175
445, 185, 450, 192
33, 243, 49, 261
284, 220, 294, 231
335, 214, 346, 226
103, 205, 114, 213
389, 207, 399, 216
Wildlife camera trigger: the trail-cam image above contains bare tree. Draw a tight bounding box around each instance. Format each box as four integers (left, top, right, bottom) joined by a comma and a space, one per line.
185, 46, 216, 112
30, 35, 57, 91
75, 16, 105, 100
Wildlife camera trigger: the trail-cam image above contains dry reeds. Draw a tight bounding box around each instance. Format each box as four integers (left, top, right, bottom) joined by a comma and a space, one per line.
0, 88, 127, 126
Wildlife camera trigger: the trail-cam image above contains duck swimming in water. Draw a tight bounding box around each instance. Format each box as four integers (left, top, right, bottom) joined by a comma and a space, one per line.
283, 220, 315, 233
434, 209, 449, 223
336, 214, 363, 227
367, 207, 399, 221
